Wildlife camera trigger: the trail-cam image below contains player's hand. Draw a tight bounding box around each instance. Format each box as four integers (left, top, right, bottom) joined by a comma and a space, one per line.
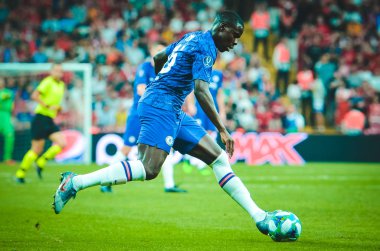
220, 129, 234, 158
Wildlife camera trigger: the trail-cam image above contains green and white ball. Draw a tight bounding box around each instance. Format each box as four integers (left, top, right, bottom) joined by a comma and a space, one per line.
268, 210, 302, 242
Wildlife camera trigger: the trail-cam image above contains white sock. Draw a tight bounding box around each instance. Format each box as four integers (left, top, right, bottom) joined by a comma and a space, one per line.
162, 156, 175, 189
211, 151, 266, 222
72, 160, 146, 191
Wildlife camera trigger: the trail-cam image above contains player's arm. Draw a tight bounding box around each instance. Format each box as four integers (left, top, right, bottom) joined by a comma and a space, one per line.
194, 79, 234, 157
153, 50, 168, 75
216, 88, 226, 122
31, 88, 49, 108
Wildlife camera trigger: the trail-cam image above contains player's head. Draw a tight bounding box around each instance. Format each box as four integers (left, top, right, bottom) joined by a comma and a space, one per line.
149, 41, 167, 58
50, 63, 64, 80
211, 10, 244, 52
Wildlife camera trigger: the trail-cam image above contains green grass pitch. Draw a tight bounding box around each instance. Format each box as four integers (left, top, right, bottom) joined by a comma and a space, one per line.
0, 162, 379, 250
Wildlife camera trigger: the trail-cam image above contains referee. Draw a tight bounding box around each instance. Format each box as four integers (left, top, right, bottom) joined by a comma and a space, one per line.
16, 64, 66, 183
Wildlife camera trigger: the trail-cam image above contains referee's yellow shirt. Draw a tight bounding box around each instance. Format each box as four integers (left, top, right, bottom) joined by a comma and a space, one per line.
34, 76, 65, 119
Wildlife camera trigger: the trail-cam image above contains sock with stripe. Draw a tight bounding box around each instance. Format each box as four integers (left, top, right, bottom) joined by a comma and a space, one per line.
72, 160, 146, 191
211, 151, 266, 223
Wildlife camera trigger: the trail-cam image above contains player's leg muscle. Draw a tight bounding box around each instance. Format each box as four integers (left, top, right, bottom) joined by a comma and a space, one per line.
187, 134, 222, 165
138, 144, 168, 180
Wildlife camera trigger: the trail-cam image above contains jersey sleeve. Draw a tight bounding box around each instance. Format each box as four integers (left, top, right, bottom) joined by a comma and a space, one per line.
36, 77, 51, 94
192, 48, 214, 83
134, 64, 149, 86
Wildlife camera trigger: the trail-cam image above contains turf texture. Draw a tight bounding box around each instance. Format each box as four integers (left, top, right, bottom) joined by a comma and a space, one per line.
0, 162, 379, 250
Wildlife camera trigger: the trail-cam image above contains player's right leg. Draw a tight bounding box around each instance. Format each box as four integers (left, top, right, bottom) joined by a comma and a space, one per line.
53, 144, 167, 214
53, 102, 175, 213
188, 135, 272, 234
175, 114, 270, 235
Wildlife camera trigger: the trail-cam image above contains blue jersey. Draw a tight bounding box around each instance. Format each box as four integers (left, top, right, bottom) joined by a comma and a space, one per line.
132, 61, 156, 111
140, 31, 217, 112
195, 70, 223, 112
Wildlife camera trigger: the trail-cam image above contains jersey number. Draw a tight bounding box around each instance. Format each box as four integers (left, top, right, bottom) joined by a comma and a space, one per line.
160, 34, 195, 74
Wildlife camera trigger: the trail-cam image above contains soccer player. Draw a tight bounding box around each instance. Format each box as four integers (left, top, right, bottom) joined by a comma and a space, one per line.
54, 11, 274, 237
104, 42, 187, 193
16, 64, 66, 183
0, 78, 15, 165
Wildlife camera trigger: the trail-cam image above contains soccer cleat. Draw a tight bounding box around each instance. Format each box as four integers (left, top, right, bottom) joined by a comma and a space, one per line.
164, 186, 187, 193
16, 177, 25, 184
53, 172, 77, 214
256, 211, 277, 235
100, 185, 112, 193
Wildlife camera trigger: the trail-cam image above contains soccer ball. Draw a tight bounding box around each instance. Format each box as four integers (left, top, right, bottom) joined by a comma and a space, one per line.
268, 210, 302, 242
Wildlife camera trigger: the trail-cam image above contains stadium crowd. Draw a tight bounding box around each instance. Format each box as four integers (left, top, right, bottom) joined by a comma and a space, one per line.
0, 0, 379, 135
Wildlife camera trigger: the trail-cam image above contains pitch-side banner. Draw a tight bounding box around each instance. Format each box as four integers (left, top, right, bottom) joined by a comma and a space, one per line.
230, 132, 308, 165
93, 132, 308, 166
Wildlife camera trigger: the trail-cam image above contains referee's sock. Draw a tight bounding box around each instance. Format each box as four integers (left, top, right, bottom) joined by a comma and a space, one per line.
16, 150, 38, 178
36, 145, 62, 169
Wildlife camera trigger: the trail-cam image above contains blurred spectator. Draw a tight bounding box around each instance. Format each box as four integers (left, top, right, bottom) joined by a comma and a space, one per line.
312, 77, 326, 132
32, 46, 48, 63
297, 66, 314, 126
279, 0, 297, 37
287, 81, 301, 109
250, 3, 270, 60
0, 0, 379, 135
273, 37, 291, 95
341, 107, 365, 135
284, 104, 305, 133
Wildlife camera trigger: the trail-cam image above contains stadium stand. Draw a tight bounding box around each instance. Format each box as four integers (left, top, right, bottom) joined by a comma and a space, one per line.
0, 0, 379, 135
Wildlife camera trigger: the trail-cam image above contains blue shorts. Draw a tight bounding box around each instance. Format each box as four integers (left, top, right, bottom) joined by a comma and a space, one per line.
123, 111, 141, 146
194, 109, 217, 132
137, 102, 207, 154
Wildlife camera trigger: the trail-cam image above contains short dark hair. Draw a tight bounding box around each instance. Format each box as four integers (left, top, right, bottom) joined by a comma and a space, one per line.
214, 10, 244, 28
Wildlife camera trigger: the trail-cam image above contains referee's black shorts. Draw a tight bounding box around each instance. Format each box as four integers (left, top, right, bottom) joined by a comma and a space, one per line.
31, 114, 60, 140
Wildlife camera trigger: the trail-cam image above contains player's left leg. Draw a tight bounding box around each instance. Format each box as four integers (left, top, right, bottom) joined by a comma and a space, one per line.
174, 115, 267, 229
35, 131, 66, 178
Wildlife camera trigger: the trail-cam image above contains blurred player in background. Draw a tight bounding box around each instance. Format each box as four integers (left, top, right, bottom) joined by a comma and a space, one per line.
54, 11, 275, 238
16, 64, 66, 183
184, 68, 225, 175
0, 78, 15, 165
107, 42, 186, 193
